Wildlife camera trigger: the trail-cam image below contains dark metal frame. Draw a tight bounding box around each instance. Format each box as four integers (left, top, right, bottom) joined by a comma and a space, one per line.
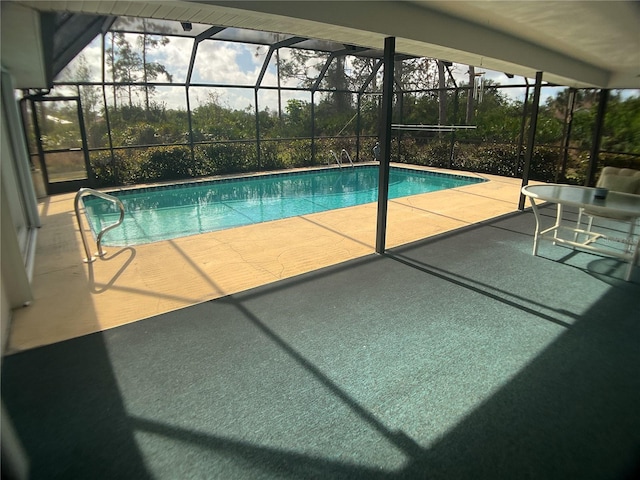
375, 37, 396, 254
518, 71, 544, 210
34, 20, 626, 202
28, 95, 93, 195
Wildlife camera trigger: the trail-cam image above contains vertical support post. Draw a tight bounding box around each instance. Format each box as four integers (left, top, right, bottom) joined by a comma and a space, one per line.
375, 37, 395, 254
358, 60, 383, 163
185, 37, 199, 164
518, 71, 543, 210
558, 87, 576, 182
585, 89, 609, 187
397, 86, 403, 163
75, 97, 93, 186
101, 32, 116, 177
311, 91, 316, 164
254, 89, 261, 170
392, 68, 404, 162
184, 27, 226, 165
449, 88, 459, 168
254, 47, 277, 172
515, 77, 530, 177
185, 86, 194, 162
30, 98, 49, 192
356, 92, 362, 161
276, 49, 282, 120
445, 63, 458, 169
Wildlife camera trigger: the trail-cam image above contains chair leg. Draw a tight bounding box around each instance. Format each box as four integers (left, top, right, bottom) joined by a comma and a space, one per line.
626, 219, 637, 253
574, 208, 583, 242
625, 237, 639, 281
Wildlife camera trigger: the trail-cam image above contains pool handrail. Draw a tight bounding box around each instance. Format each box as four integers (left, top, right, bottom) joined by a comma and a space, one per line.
341, 149, 354, 167
329, 149, 342, 167
74, 188, 125, 263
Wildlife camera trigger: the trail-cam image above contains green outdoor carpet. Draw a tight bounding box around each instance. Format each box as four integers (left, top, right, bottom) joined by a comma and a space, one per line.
2, 206, 639, 479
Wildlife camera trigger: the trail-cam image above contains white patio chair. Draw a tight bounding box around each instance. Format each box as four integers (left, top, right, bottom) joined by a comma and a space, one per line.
575, 167, 640, 251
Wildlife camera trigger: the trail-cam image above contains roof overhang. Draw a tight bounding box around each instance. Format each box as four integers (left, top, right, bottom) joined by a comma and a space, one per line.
189, 0, 640, 89
6, 0, 640, 90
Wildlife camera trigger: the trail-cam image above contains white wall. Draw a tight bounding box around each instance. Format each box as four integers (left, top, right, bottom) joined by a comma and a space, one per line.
0, 2, 49, 89
0, 69, 36, 480
0, 83, 34, 322
0, 76, 34, 480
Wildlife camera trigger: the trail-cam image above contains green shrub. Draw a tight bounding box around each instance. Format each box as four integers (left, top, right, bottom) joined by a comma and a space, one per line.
90, 150, 118, 187
395, 139, 562, 183
424, 140, 452, 167
199, 143, 256, 175
112, 122, 160, 146
529, 146, 561, 182
90, 149, 141, 187
259, 142, 286, 171
137, 146, 196, 182
456, 143, 520, 177
599, 153, 640, 170
395, 138, 453, 168
280, 140, 314, 168
259, 139, 316, 169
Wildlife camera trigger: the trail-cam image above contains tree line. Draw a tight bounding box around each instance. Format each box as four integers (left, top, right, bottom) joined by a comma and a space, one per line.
35, 29, 640, 187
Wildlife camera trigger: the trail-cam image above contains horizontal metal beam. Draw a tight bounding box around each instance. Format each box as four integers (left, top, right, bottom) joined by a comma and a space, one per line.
272, 36, 306, 49
195, 26, 226, 43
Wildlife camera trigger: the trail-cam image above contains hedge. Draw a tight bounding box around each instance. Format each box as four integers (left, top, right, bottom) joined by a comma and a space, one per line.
90, 139, 637, 188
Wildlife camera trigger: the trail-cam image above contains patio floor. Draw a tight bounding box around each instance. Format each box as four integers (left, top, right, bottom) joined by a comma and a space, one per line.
7, 166, 534, 352
2, 187, 638, 479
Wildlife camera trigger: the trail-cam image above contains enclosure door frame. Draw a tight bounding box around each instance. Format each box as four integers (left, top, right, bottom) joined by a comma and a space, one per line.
29, 95, 93, 195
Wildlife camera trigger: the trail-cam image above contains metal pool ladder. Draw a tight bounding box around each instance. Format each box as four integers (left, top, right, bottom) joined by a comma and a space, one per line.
74, 188, 125, 263
328, 149, 354, 167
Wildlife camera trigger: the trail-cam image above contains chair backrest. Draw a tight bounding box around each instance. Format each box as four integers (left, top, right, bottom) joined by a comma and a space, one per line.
596, 167, 640, 194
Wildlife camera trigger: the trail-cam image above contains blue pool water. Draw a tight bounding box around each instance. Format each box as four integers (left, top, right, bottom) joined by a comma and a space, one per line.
83, 165, 485, 246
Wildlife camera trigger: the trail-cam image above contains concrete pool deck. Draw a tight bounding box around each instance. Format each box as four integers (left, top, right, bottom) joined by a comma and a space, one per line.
6, 165, 538, 353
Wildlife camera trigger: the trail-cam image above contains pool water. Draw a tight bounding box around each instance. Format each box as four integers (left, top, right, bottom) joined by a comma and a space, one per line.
83, 166, 485, 246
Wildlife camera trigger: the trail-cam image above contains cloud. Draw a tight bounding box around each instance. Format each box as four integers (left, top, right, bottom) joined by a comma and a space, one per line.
55, 36, 103, 83
60, 32, 640, 113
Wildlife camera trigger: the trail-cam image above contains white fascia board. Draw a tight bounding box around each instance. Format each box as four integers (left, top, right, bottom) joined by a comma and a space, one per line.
17, 0, 621, 88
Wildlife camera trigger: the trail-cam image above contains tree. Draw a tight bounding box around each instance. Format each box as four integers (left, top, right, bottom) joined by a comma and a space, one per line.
59, 53, 100, 122
106, 31, 172, 111
279, 50, 353, 113
466, 65, 475, 124
437, 60, 447, 125
603, 93, 640, 154
284, 99, 311, 137
395, 58, 439, 92
105, 32, 128, 110
137, 32, 173, 112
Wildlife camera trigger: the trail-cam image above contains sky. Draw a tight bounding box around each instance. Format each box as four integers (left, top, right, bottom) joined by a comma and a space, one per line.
57, 32, 637, 114
60, 34, 312, 112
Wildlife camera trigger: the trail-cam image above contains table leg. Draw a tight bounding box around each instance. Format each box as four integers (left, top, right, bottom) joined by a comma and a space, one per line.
528, 197, 541, 256
625, 238, 639, 281
553, 203, 563, 245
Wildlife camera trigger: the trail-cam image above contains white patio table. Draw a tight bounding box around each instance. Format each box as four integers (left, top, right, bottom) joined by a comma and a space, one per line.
521, 184, 640, 281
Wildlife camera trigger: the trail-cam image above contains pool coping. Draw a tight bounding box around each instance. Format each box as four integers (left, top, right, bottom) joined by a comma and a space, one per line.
6, 164, 538, 353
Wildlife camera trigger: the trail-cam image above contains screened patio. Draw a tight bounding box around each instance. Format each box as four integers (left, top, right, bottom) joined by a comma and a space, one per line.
1, 2, 639, 479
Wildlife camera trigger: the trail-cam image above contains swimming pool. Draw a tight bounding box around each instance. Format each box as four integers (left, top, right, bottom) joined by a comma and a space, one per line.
83, 165, 485, 246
